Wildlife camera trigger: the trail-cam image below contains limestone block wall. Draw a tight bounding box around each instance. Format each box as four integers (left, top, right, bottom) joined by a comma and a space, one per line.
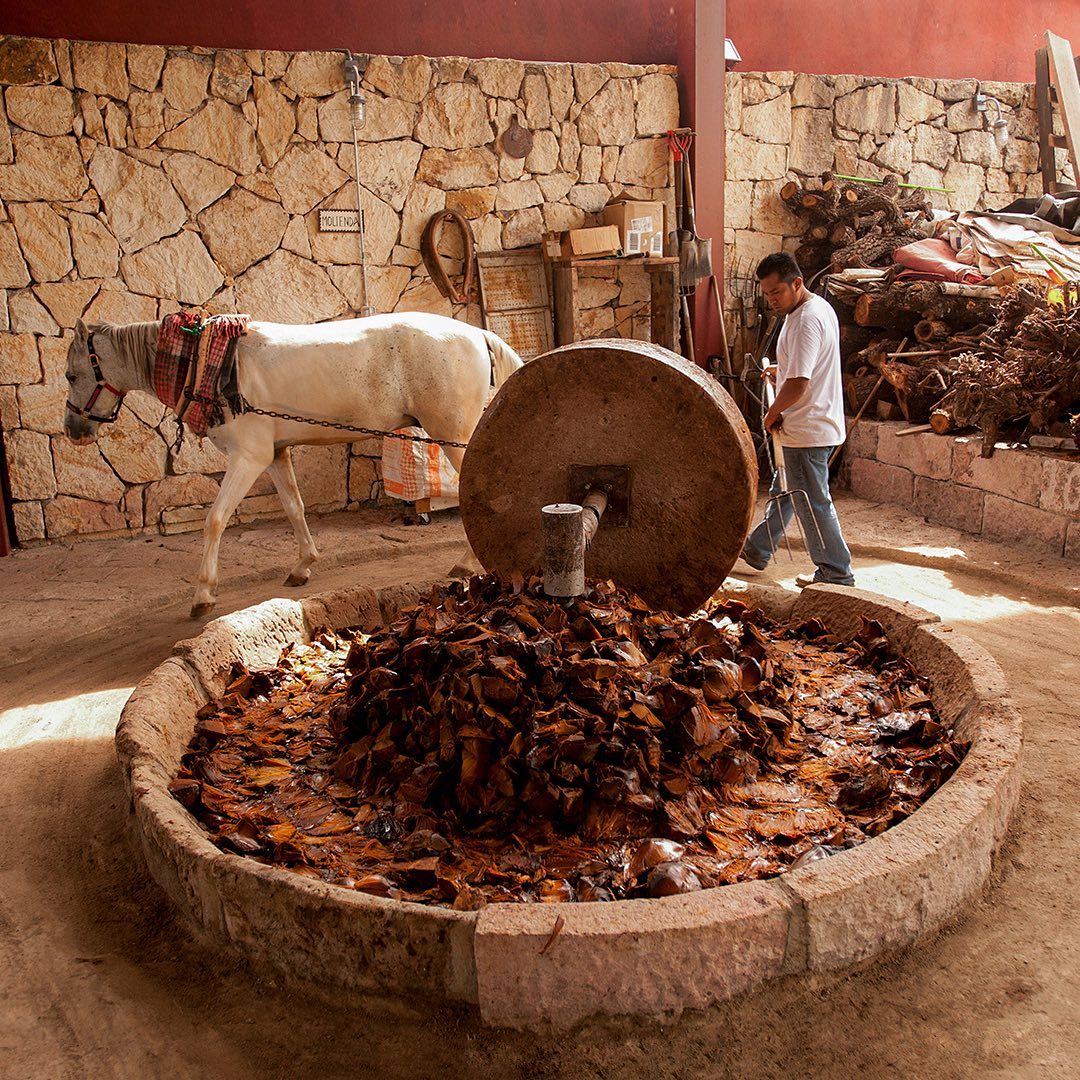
724, 71, 1057, 275
0, 35, 678, 544
843, 419, 1080, 560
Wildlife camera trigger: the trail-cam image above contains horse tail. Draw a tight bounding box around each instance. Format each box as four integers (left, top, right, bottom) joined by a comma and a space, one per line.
483, 331, 524, 389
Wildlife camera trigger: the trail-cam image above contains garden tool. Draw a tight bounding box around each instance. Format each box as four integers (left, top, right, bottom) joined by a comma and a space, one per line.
667, 129, 695, 362
667, 130, 711, 363
708, 274, 733, 380
759, 355, 825, 562
680, 150, 713, 289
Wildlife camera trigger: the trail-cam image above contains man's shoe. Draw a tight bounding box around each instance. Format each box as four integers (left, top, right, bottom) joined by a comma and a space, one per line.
734, 556, 765, 576
795, 573, 818, 588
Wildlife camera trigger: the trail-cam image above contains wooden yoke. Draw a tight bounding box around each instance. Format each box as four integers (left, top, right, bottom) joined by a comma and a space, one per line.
421, 209, 475, 305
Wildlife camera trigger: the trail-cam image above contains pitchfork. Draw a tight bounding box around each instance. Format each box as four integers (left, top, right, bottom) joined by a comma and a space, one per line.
758, 355, 825, 562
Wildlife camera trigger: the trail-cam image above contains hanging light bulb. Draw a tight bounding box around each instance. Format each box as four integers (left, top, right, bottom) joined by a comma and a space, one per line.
349, 86, 366, 129
343, 53, 366, 130
975, 87, 1009, 151
988, 97, 1008, 149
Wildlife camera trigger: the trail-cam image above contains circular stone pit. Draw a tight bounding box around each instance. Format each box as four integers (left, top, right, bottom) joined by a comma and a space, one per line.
116, 579, 1022, 1029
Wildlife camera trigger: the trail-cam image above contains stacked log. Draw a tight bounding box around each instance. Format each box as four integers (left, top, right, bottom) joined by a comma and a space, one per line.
832, 280, 1000, 423
850, 282, 999, 335
929, 284, 1080, 455
845, 336, 959, 423
779, 173, 933, 276
783, 176, 1080, 452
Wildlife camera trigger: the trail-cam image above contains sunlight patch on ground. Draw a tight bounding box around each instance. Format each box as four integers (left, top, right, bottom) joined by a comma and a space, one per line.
0, 688, 133, 750
854, 563, 1068, 623
896, 544, 969, 560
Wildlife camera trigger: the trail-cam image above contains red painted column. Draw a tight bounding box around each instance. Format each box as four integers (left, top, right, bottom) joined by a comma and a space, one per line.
676, 0, 725, 368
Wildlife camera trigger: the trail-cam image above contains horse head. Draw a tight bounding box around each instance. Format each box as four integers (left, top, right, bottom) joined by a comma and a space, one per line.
63, 319, 127, 445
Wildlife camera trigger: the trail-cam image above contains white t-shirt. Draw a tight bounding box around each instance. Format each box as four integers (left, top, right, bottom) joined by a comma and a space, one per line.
774, 292, 845, 447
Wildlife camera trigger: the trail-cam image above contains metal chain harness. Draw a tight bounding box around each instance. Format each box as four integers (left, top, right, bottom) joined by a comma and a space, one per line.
238, 403, 469, 449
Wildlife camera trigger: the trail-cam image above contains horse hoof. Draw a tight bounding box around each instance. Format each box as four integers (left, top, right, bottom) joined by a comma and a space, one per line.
191, 602, 215, 618
284, 573, 309, 588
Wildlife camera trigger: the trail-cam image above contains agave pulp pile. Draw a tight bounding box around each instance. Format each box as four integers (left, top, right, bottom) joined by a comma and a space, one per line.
171, 574, 967, 908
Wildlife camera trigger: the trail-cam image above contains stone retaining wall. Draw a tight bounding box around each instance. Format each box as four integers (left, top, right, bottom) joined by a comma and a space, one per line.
0, 35, 678, 544
843, 419, 1080, 560
116, 578, 1022, 1028
724, 70, 1059, 274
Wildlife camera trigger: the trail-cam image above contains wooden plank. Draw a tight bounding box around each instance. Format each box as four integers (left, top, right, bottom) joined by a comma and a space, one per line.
551, 264, 578, 346
550, 256, 678, 268
1046, 31, 1080, 187
646, 263, 678, 352
1035, 47, 1058, 194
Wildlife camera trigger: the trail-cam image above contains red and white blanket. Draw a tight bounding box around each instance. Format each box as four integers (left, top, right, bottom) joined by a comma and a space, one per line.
153, 311, 249, 436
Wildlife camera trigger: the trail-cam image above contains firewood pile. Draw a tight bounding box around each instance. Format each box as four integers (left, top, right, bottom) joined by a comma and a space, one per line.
780, 172, 933, 277
781, 176, 1080, 453
829, 275, 1000, 425
930, 283, 1080, 454
170, 575, 967, 908
831, 280, 1080, 454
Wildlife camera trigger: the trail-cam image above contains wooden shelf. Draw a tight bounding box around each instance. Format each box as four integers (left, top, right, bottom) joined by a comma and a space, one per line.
551, 258, 679, 352
549, 256, 679, 268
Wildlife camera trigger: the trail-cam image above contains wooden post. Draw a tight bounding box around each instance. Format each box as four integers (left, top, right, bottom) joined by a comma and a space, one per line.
646, 261, 679, 352
1035, 47, 1058, 195
552, 263, 577, 346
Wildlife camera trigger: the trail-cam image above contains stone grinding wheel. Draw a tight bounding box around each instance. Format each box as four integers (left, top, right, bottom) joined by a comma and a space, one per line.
459, 339, 758, 615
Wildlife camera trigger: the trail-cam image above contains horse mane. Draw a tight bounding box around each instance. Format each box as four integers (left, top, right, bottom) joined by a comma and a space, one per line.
96, 319, 160, 377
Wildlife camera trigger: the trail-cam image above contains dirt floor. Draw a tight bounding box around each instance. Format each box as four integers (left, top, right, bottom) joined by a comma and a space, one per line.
1, 494, 1078, 1080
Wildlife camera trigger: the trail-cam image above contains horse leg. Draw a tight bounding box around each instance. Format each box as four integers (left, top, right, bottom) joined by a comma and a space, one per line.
191, 449, 273, 617
266, 447, 319, 588
441, 444, 466, 475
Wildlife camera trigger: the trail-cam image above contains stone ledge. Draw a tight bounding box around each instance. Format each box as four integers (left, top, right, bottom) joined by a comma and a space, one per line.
844, 420, 1079, 560
115, 578, 1023, 1029
474, 878, 791, 1028
172, 597, 310, 697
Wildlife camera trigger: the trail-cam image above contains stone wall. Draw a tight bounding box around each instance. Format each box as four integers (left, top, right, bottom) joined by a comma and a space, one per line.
724, 70, 1060, 274
843, 419, 1080, 560
0, 35, 678, 543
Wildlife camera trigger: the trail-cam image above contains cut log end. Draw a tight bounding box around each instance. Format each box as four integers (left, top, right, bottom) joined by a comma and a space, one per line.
930, 410, 955, 435
914, 318, 950, 343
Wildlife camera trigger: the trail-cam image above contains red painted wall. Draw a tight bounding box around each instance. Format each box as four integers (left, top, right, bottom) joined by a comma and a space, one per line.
1, 0, 687, 65
727, 0, 1080, 83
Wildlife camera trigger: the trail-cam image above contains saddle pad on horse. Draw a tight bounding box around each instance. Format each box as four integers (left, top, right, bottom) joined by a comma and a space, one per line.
153, 311, 250, 436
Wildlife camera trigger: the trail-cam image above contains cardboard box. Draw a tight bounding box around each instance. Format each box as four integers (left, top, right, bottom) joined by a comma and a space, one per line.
557, 224, 622, 260
602, 196, 666, 257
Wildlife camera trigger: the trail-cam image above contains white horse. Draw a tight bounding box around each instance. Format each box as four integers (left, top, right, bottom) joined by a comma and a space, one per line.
63, 312, 522, 617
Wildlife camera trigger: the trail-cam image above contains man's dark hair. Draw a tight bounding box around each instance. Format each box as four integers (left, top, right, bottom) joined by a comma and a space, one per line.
756, 251, 802, 283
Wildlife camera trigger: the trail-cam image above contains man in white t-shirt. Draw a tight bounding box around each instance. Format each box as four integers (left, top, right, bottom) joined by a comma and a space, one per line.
738, 251, 855, 587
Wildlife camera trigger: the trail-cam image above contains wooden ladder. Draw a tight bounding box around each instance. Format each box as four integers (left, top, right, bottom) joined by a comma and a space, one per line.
1035, 31, 1080, 194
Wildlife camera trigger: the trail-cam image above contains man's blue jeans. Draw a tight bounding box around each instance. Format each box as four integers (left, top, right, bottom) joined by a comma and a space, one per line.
741, 445, 855, 586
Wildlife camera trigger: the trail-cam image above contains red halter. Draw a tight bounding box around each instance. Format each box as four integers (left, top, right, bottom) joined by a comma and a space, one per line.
65, 332, 126, 423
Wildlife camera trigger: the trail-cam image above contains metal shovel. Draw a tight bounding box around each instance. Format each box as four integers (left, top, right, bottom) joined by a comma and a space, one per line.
667, 130, 712, 363
680, 149, 713, 289
666, 130, 712, 289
